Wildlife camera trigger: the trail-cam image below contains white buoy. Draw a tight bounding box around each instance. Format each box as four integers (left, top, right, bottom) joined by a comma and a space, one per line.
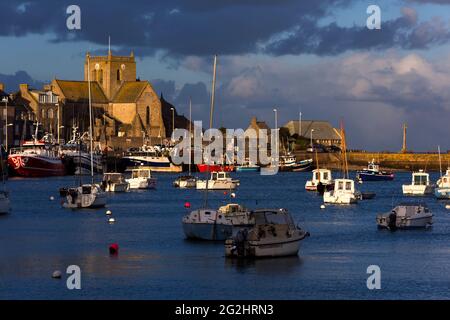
52, 270, 62, 279
106, 210, 112, 215
231, 192, 236, 198
108, 217, 116, 224
49, 196, 55, 201
445, 204, 450, 210
320, 204, 326, 209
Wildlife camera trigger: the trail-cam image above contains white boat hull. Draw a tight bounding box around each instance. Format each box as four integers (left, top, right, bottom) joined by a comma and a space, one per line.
63, 185, 107, 209
323, 191, 358, 204
126, 177, 157, 189
104, 182, 129, 192
402, 185, 434, 195
196, 180, 238, 190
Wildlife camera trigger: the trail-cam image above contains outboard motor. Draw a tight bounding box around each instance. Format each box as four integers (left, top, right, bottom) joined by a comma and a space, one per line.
388, 211, 397, 231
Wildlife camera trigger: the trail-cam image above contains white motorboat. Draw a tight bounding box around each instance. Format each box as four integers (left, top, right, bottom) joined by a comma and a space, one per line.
173, 175, 197, 188
62, 184, 106, 209
225, 208, 310, 258
323, 178, 360, 204
402, 170, 434, 195
102, 173, 129, 192
305, 169, 333, 192
123, 144, 182, 173
126, 168, 156, 189
435, 169, 450, 199
376, 203, 433, 230
196, 171, 239, 190
182, 203, 253, 241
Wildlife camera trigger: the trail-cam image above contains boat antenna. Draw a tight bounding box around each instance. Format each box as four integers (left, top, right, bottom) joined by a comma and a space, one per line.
87, 56, 94, 184
204, 55, 217, 208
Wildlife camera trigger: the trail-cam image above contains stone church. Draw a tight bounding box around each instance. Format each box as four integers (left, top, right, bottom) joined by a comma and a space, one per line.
19, 50, 167, 150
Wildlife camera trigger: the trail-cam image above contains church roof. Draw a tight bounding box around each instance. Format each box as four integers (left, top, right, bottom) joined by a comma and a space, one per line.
113, 81, 148, 103
284, 120, 341, 140
54, 80, 109, 104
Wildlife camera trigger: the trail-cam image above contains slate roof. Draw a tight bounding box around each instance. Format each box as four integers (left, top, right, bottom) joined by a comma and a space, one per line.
54, 80, 109, 104
284, 120, 341, 140
112, 81, 148, 103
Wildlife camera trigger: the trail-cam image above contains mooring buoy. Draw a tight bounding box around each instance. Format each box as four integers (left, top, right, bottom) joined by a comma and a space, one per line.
52, 270, 62, 279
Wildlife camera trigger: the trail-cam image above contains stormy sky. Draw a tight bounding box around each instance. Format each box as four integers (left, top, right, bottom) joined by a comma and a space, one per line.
1, 0, 450, 151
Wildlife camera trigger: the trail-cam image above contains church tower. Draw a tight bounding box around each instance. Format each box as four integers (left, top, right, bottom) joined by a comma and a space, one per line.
84, 50, 137, 100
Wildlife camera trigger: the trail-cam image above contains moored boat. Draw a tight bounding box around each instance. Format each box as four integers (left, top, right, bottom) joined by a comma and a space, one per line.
123, 145, 182, 173
196, 171, 239, 190
435, 169, 450, 199
376, 203, 433, 230
356, 159, 394, 182
126, 168, 156, 189
62, 184, 106, 209
323, 178, 360, 204
402, 170, 434, 196
197, 164, 234, 173
173, 175, 196, 188
305, 169, 333, 192
225, 208, 310, 258
8, 133, 65, 177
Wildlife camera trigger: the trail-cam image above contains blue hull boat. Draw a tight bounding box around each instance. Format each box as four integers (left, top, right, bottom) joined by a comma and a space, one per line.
236, 166, 260, 172
357, 171, 394, 182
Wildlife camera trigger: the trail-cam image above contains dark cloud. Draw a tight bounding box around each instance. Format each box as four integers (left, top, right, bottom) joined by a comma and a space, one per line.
265, 8, 450, 55
0, 71, 46, 92
151, 79, 176, 100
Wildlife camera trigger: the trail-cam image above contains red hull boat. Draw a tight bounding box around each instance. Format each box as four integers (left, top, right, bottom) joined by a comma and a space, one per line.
8, 138, 65, 177
196, 164, 234, 173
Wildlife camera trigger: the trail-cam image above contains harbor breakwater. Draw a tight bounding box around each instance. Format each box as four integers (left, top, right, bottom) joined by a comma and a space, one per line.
294, 151, 450, 171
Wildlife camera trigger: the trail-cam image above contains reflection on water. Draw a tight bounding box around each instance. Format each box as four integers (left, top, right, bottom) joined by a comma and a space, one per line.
1, 172, 450, 299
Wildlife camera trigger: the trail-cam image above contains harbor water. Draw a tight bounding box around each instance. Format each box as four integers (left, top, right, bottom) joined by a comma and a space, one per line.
1, 171, 450, 299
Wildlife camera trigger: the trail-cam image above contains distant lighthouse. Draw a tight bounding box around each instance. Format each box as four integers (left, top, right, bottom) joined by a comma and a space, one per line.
401, 123, 407, 153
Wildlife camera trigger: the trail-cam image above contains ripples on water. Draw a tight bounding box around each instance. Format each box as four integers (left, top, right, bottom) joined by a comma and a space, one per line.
1, 171, 450, 299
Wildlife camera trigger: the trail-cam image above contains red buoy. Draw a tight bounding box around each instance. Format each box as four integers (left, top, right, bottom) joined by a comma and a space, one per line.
109, 243, 119, 255
184, 202, 191, 209
223, 191, 227, 195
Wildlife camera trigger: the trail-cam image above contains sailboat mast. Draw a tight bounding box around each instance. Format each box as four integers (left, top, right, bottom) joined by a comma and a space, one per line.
438, 145, 443, 178
189, 97, 192, 176
87, 58, 94, 183
204, 55, 217, 208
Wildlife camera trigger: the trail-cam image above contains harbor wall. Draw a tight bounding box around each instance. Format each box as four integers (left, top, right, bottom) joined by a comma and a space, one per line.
295, 151, 450, 171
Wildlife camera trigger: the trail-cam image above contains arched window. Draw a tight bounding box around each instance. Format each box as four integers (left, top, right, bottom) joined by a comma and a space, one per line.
146, 106, 150, 126
99, 69, 104, 85
117, 69, 121, 81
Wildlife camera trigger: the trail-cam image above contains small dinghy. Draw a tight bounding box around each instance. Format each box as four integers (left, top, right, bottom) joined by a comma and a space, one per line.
376, 203, 433, 230
225, 208, 309, 258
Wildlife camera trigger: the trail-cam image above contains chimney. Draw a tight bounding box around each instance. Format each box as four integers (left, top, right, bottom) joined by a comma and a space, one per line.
0, 82, 4, 91
251, 116, 257, 126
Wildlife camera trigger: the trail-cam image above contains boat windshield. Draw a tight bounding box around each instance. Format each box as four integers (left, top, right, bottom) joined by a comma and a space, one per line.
132, 170, 150, 178
413, 175, 428, 185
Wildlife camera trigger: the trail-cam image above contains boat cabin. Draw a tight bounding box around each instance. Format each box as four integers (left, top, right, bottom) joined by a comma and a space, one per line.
367, 160, 380, 172
312, 169, 332, 183
211, 171, 232, 181
218, 203, 247, 215
412, 170, 430, 186
103, 173, 126, 183
131, 168, 151, 179
334, 178, 355, 193
393, 203, 430, 217
252, 209, 295, 228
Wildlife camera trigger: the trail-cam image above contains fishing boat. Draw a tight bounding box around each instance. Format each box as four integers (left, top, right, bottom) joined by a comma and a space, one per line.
305, 169, 333, 192
59, 127, 103, 175
323, 179, 360, 204
8, 131, 65, 177
356, 159, 394, 182
126, 168, 156, 189
173, 175, 196, 188
61, 58, 106, 209
225, 208, 310, 258
182, 203, 253, 241
123, 144, 182, 173
292, 158, 314, 172
435, 169, 450, 199
196, 171, 239, 190
402, 170, 434, 195
102, 173, 129, 192
197, 164, 234, 173
323, 123, 360, 204
235, 159, 260, 172
376, 203, 433, 230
